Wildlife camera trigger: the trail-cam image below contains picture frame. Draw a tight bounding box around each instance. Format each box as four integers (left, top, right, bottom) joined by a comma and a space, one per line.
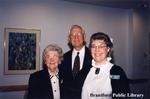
4, 28, 41, 74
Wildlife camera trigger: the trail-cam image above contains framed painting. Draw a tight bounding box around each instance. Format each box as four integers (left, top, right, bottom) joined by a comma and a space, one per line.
4, 28, 41, 74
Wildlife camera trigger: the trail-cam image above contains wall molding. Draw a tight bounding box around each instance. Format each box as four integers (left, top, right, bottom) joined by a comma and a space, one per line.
0, 85, 28, 92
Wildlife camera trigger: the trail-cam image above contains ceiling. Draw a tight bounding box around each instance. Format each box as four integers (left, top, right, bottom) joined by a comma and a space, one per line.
63, 0, 149, 9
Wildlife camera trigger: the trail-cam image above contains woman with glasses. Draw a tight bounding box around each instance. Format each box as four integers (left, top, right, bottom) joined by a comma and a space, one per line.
82, 32, 130, 99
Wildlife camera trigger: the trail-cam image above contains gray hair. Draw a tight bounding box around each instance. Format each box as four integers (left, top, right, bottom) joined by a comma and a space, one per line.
69, 25, 85, 34
43, 44, 63, 64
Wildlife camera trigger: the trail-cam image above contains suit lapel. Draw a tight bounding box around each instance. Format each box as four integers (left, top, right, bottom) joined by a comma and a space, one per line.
69, 50, 73, 69
66, 50, 74, 78
82, 47, 91, 69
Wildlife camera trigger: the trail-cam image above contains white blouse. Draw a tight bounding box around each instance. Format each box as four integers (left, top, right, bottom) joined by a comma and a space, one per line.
49, 70, 60, 99
82, 59, 113, 99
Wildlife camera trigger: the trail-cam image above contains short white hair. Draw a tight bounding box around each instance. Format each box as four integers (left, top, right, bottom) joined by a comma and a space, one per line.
43, 44, 63, 64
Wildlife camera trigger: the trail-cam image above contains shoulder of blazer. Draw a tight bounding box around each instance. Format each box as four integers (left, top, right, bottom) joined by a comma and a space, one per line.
110, 65, 129, 84
63, 49, 73, 58
83, 46, 92, 66
110, 65, 130, 94
110, 65, 126, 75
85, 46, 92, 58
30, 69, 49, 80
62, 50, 72, 67
85, 46, 90, 53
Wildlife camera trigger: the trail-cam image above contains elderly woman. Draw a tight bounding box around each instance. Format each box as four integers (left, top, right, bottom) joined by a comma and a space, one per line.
82, 32, 130, 99
27, 44, 63, 99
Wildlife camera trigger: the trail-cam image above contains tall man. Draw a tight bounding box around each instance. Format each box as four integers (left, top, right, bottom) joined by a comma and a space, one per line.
61, 25, 92, 99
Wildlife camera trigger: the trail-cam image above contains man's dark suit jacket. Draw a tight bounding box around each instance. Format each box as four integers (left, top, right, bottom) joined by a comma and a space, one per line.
61, 46, 92, 99
27, 68, 63, 99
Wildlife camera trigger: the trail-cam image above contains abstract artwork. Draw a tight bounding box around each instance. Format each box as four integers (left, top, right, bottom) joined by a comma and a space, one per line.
4, 28, 40, 74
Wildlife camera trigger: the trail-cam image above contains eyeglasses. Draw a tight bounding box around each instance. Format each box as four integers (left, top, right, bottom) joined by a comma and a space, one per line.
70, 32, 82, 36
91, 45, 107, 49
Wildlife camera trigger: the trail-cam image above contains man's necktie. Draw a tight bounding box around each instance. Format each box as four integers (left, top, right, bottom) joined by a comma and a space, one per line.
72, 52, 80, 78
